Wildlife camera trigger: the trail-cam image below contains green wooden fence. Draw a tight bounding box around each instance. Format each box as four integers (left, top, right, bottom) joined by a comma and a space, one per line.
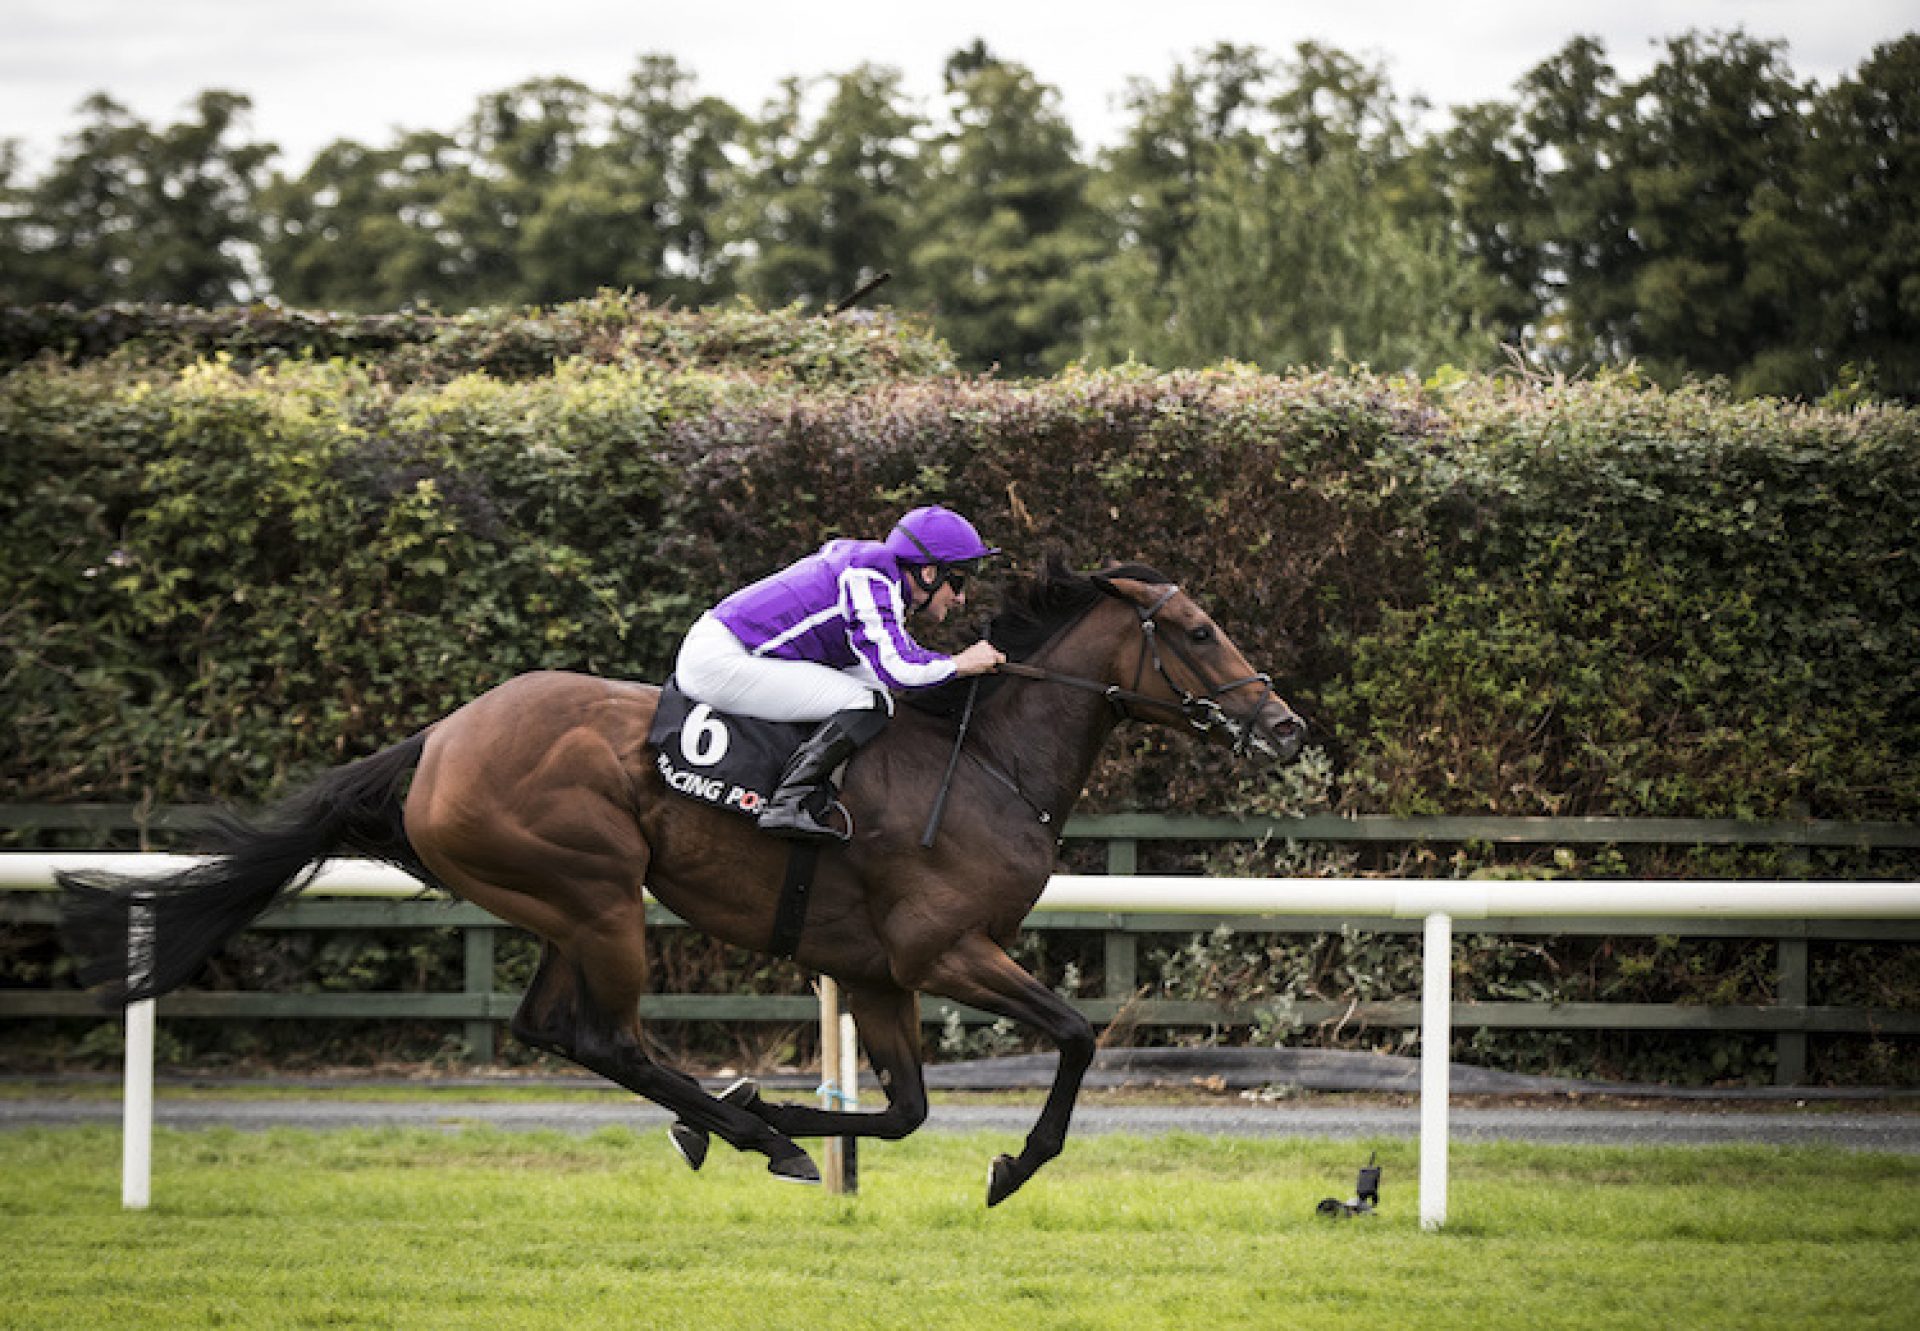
4, 807, 1917, 1085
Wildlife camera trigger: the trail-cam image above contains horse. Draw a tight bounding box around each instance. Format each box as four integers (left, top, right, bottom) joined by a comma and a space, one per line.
59, 557, 1306, 1206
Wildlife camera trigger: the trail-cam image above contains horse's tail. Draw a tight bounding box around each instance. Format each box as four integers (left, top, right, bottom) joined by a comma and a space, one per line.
57, 731, 433, 1006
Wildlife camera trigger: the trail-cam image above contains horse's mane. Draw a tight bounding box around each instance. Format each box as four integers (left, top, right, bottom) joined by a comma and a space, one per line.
905, 553, 1170, 719
986, 553, 1169, 661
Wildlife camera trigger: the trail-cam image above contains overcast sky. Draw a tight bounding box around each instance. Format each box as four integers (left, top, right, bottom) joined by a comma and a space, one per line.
3, 1, 1913, 174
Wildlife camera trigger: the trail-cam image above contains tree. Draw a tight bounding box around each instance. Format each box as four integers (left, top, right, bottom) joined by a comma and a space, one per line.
3, 91, 274, 305
0, 142, 35, 295
598, 55, 747, 304
1438, 32, 1825, 387
1421, 98, 1550, 351
1509, 36, 1636, 368
261, 58, 747, 311
1156, 133, 1490, 372
905, 43, 1105, 373
734, 64, 925, 310
1077, 44, 1272, 365
259, 131, 474, 311
446, 76, 605, 306
1801, 35, 1920, 397
1085, 43, 1494, 374
1610, 32, 1814, 389
1099, 43, 1272, 283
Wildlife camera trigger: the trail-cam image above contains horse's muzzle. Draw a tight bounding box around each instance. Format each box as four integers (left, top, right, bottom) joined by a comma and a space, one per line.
1251, 702, 1307, 764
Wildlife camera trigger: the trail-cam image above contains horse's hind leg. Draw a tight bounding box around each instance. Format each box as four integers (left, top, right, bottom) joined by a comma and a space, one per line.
697, 981, 930, 1144
510, 936, 819, 1183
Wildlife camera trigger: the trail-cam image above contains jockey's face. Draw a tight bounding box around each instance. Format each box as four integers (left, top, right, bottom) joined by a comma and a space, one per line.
925, 580, 964, 622
909, 567, 965, 621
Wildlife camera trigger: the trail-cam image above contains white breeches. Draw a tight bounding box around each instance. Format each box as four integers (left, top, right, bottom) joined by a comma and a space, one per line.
675, 613, 889, 724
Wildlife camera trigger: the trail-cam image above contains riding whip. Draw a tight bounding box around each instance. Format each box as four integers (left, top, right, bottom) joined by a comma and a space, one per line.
919, 676, 980, 848
827, 270, 892, 316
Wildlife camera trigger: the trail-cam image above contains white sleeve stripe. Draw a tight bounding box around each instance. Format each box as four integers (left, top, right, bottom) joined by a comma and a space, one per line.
752, 605, 844, 657
842, 568, 954, 688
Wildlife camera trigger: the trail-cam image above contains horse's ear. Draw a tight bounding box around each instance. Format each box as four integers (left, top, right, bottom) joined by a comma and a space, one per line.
1091, 568, 1154, 600
1095, 561, 1175, 593
1091, 573, 1145, 609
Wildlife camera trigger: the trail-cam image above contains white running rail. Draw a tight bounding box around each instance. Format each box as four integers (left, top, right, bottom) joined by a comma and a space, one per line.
5, 854, 1918, 1227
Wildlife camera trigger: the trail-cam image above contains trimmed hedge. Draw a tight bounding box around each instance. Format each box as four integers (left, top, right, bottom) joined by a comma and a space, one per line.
1335, 376, 1920, 822
4, 302, 1917, 830
5, 300, 1917, 1083
0, 292, 956, 386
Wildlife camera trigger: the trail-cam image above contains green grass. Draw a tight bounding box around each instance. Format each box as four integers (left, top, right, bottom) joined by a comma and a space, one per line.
0, 1127, 1915, 1330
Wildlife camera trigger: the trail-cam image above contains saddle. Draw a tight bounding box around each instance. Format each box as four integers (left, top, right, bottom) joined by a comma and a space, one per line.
647, 679, 813, 823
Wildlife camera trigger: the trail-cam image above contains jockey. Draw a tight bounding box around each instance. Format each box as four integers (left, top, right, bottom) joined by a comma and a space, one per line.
675, 505, 1007, 842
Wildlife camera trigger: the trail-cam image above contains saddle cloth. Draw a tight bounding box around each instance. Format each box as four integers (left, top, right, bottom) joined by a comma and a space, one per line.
647, 678, 812, 821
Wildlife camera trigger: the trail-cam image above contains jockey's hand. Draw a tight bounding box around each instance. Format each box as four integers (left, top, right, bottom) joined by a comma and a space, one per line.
952, 641, 1006, 677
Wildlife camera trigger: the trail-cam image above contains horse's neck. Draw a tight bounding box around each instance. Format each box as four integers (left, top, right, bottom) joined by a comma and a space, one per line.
972, 614, 1124, 824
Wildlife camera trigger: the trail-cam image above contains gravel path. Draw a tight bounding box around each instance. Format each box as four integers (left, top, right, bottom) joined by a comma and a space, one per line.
6, 1093, 1918, 1153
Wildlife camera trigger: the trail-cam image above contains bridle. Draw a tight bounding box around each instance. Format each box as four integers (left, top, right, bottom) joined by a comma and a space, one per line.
919, 579, 1288, 844
995, 581, 1284, 757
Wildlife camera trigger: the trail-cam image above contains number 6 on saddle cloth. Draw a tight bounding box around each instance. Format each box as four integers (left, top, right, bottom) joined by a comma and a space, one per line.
648, 680, 820, 824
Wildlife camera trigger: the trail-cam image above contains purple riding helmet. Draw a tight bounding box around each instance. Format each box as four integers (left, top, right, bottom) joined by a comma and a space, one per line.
884, 506, 1000, 604
884, 505, 1000, 570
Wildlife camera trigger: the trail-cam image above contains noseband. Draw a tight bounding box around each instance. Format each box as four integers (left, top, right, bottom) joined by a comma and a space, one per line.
996, 582, 1280, 755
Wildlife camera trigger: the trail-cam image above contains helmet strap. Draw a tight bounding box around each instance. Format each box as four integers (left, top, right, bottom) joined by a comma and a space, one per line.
893, 524, 941, 565
895, 523, 946, 612
907, 562, 944, 612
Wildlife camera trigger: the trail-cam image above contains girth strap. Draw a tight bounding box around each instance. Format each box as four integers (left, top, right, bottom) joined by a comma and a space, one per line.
768, 842, 824, 959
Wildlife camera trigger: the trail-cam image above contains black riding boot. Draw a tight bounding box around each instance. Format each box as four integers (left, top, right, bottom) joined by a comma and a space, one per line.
758, 703, 889, 843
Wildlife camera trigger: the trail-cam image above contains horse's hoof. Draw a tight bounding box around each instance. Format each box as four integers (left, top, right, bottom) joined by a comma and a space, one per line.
768, 1150, 821, 1185
986, 1154, 1024, 1208
717, 1077, 762, 1110
669, 1121, 709, 1171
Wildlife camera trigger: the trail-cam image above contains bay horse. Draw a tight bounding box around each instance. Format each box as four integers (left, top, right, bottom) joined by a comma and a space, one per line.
59, 557, 1305, 1206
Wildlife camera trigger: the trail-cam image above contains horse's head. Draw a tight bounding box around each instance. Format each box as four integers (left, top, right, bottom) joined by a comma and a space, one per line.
1090, 572, 1307, 764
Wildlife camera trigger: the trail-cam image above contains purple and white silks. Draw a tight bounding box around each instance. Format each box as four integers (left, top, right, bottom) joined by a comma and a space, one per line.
675, 539, 956, 723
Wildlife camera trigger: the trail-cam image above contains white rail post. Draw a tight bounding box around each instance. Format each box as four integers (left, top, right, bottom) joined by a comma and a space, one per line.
839, 1001, 860, 1194
123, 893, 155, 1211
1419, 910, 1452, 1230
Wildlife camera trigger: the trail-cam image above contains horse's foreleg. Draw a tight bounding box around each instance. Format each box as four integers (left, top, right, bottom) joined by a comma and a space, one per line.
922, 933, 1096, 1207
723, 982, 930, 1142
510, 937, 819, 1183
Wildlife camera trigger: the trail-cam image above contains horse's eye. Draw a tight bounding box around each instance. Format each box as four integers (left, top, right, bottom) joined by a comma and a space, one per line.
1188, 625, 1215, 645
